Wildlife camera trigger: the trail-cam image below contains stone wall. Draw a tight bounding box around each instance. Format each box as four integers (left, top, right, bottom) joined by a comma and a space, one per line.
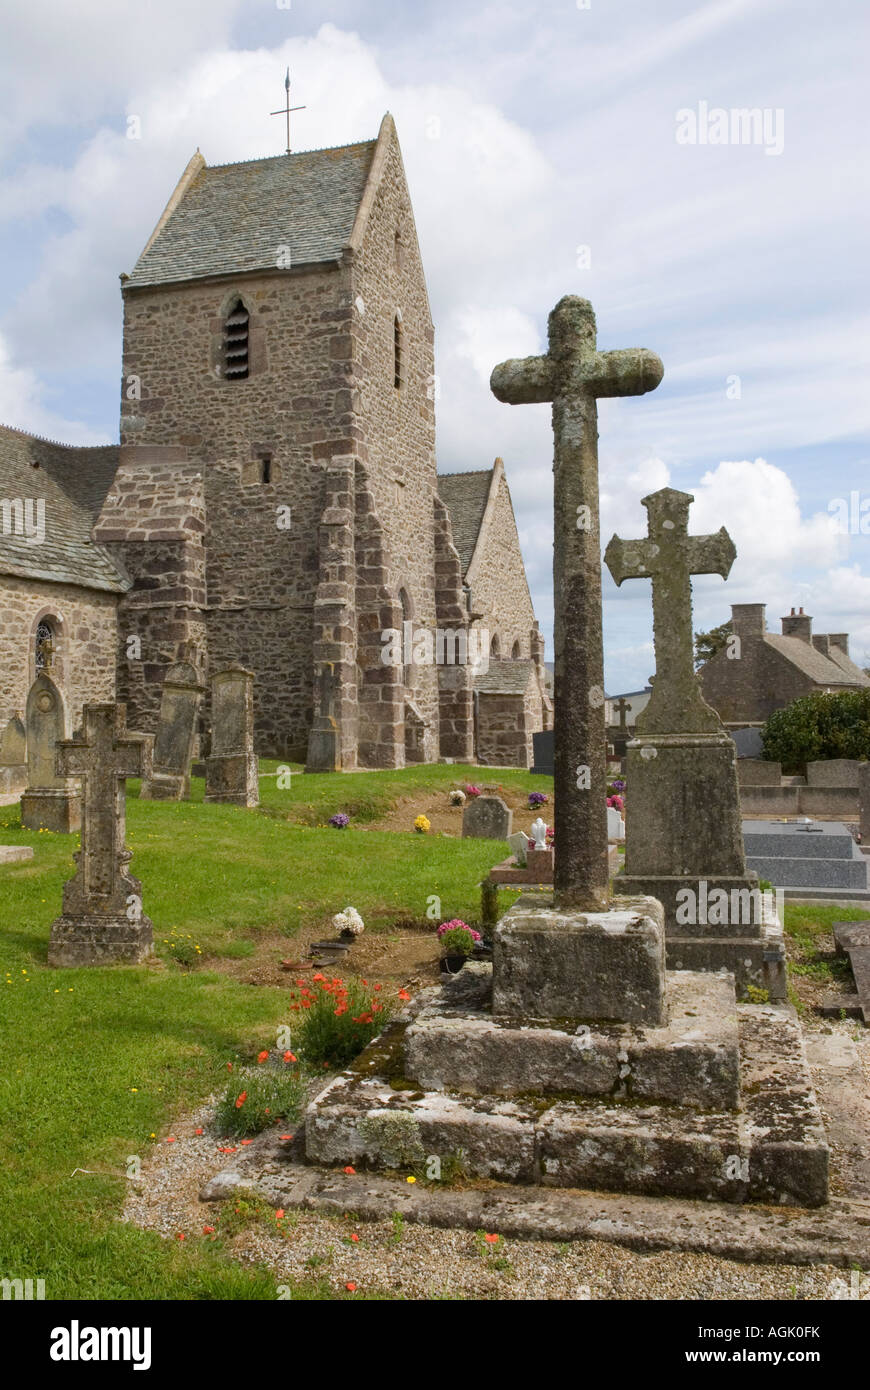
476, 678, 542, 768
700, 635, 817, 724
0, 575, 117, 733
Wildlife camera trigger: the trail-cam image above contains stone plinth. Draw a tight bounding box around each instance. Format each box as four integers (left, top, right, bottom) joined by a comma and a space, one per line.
492, 893, 667, 1026
20, 788, 81, 833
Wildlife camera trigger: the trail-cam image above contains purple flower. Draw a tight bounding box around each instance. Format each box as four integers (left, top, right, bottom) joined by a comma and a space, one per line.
528, 791, 549, 808
610, 780, 626, 792
329, 813, 350, 829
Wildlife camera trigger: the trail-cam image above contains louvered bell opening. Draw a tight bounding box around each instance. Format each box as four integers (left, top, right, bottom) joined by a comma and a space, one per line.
224, 304, 249, 380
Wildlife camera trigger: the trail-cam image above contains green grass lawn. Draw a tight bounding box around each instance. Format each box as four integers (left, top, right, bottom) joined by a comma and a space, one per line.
0, 763, 543, 1299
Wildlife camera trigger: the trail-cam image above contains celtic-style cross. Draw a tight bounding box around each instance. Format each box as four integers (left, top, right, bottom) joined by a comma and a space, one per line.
57, 704, 152, 906
604, 487, 735, 736
491, 296, 663, 909
613, 696, 630, 732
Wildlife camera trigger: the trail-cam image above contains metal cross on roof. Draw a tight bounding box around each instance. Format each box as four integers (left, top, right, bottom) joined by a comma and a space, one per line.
270, 68, 306, 155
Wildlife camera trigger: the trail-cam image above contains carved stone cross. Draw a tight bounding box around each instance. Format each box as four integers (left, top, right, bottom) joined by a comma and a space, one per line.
604, 487, 735, 735
491, 296, 663, 908
57, 703, 152, 905
613, 696, 630, 732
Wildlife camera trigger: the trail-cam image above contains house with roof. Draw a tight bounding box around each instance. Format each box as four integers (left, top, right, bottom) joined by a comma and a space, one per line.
0, 114, 546, 771
698, 602, 870, 726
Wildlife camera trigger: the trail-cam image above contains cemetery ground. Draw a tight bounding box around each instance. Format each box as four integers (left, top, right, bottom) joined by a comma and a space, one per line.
0, 763, 867, 1301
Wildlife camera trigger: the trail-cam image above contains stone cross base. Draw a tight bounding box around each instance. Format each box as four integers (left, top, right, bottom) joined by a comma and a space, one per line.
47, 913, 154, 967
204, 753, 259, 807
140, 770, 190, 802
492, 894, 667, 1026
21, 789, 81, 834
615, 874, 787, 1000
303, 963, 829, 1207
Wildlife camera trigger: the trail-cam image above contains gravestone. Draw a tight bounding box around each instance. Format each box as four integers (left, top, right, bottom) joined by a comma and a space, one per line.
507, 830, 529, 866
832, 921, 870, 1024
47, 703, 154, 966
531, 729, 554, 777
859, 764, 870, 851
732, 727, 763, 758
205, 666, 259, 807
607, 805, 624, 841
743, 819, 870, 900
462, 795, 512, 841
302, 298, 826, 1210
0, 715, 26, 796
806, 759, 860, 788
140, 662, 204, 801
605, 488, 786, 1000
305, 664, 340, 774
20, 674, 81, 832
737, 758, 782, 786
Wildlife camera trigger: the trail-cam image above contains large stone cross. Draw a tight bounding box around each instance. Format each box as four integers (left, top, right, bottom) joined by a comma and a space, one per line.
604, 487, 735, 735
491, 296, 663, 908
57, 703, 152, 904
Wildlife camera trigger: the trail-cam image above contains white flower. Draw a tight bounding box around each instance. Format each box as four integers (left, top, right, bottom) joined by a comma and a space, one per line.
449, 789, 466, 805
333, 906, 365, 936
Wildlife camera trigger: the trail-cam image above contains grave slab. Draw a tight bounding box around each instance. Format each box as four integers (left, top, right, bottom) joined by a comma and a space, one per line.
0, 846, 34, 864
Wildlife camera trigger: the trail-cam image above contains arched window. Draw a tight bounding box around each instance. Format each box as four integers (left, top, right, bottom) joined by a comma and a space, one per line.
393, 312, 404, 390
511, 640, 521, 659
223, 300, 250, 380
35, 619, 56, 674
490, 633, 501, 659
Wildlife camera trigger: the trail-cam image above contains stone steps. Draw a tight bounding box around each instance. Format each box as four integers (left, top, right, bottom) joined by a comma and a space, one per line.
304, 1002, 829, 1207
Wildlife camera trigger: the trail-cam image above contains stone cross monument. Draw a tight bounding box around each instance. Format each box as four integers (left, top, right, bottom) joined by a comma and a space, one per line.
491, 295, 663, 908
47, 703, 154, 967
604, 487, 786, 999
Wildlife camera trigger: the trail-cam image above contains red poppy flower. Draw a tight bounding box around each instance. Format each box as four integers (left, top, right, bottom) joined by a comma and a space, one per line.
361, 979, 368, 986
166, 1136, 177, 1143
484, 1233, 499, 1244
374, 984, 382, 991
343, 1166, 356, 1175
241, 1139, 252, 1146
350, 1233, 360, 1243
312, 972, 324, 981
257, 1050, 269, 1063
194, 1127, 204, 1135
226, 1062, 233, 1071
295, 979, 306, 987
279, 1134, 294, 1141
398, 989, 411, 1001
235, 1090, 247, 1108
345, 1282, 357, 1292
275, 1209, 285, 1220
202, 1225, 215, 1234
217, 1145, 238, 1153
283, 1051, 297, 1063
176, 1232, 185, 1241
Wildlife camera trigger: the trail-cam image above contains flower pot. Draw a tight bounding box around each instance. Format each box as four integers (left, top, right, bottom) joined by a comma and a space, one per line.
440, 953, 468, 975
340, 929, 357, 942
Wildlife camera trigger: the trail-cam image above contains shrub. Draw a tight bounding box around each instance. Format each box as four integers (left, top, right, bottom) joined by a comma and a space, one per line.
215, 1063, 306, 1138
761, 690, 870, 774
292, 975, 391, 1067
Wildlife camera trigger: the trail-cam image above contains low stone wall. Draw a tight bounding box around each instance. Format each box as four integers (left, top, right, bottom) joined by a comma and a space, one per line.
738, 758, 864, 818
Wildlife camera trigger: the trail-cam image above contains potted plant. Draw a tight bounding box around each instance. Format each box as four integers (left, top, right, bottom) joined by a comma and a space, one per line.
332, 907, 364, 941
436, 919, 482, 974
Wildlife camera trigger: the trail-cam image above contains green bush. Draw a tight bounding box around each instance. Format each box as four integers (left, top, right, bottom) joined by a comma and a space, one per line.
293, 975, 392, 1068
215, 1065, 307, 1138
761, 690, 870, 773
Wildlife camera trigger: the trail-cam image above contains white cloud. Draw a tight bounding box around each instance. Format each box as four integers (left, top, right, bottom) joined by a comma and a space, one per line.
0, 330, 109, 444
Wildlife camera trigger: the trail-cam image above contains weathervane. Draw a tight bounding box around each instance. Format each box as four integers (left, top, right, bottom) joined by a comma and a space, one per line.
271, 68, 306, 154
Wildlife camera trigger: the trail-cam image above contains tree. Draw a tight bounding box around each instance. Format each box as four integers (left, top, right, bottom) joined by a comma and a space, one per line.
694, 620, 732, 669
761, 689, 870, 774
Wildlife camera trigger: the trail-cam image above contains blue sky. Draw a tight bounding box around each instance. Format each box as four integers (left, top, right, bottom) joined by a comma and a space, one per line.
1, 0, 868, 690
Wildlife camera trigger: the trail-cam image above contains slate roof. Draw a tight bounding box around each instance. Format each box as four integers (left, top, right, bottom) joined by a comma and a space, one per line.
475, 660, 534, 695
126, 142, 377, 289
763, 633, 869, 688
437, 469, 493, 572
0, 425, 128, 592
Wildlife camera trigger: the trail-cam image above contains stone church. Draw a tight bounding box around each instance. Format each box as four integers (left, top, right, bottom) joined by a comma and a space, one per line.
0, 114, 549, 780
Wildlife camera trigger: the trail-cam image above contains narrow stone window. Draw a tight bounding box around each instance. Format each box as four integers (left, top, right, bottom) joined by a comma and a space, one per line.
261, 455, 272, 484
35, 619, 56, 673
224, 300, 250, 380
511, 640, 521, 659
490, 633, 501, 659
393, 313, 404, 390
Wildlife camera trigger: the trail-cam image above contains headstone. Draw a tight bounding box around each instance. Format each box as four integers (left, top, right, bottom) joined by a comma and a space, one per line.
743, 819, 870, 900
859, 763, 870, 850
305, 663, 340, 773
492, 296, 663, 908
832, 920, 870, 1024
140, 662, 204, 801
507, 830, 528, 866
0, 715, 27, 796
462, 795, 512, 841
605, 488, 787, 1000
732, 727, 763, 758
607, 805, 624, 841
20, 674, 81, 832
736, 758, 782, 786
805, 759, 860, 788
47, 703, 154, 967
205, 666, 259, 807
530, 729, 553, 777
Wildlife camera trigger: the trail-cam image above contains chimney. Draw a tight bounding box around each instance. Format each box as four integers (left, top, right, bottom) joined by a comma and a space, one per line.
781, 606, 812, 643
730, 603, 766, 639
828, 633, 849, 657
812, 634, 831, 657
